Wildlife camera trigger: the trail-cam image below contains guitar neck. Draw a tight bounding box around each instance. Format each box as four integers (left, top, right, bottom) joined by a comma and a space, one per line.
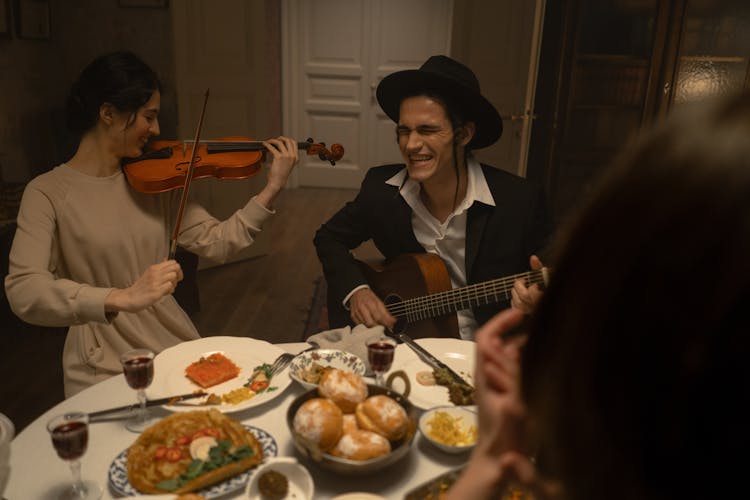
385, 269, 546, 323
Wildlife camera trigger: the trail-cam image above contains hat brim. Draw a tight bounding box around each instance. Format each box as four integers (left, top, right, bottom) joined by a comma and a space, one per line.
376, 70, 503, 149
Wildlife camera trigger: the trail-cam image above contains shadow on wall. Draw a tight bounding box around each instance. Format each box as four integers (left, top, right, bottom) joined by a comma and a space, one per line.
19, 108, 76, 176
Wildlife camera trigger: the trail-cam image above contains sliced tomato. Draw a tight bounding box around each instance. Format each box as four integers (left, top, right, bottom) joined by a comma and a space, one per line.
202, 427, 221, 438
175, 435, 191, 446
165, 447, 182, 462
250, 380, 269, 392
190, 429, 208, 441
154, 446, 168, 459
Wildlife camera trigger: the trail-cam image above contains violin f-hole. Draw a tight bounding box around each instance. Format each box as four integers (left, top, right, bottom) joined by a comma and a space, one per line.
175, 156, 202, 171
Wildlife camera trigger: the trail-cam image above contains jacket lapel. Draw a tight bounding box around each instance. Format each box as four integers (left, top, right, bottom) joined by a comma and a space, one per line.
466, 201, 491, 276
388, 185, 424, 254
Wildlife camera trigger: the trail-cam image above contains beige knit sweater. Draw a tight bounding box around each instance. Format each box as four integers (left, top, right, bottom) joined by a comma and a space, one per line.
4, 164, 272, 396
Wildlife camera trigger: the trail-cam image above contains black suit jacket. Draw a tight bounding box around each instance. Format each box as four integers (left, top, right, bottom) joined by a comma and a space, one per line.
313, 163, 552, 331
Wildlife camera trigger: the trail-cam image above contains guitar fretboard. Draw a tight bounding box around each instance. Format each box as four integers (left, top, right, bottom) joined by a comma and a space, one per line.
385, 269, 546, 323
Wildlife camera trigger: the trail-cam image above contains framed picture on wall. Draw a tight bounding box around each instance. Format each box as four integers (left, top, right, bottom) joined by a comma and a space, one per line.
118, 0, 169, 7
16, 0, 50, 40
1, 0, 11, 39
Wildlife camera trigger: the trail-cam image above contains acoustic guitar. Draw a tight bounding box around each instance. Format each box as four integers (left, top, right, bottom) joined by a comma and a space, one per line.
357, 253, 549, 339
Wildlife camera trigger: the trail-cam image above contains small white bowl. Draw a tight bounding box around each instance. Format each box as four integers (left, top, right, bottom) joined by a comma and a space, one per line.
246, 457, 314, 500
331, 493, 387, 500
289, 349, 366, 390
419, 406, 478, 454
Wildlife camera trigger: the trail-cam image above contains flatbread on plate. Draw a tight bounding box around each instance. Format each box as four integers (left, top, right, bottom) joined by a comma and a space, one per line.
127, 409, 262, 494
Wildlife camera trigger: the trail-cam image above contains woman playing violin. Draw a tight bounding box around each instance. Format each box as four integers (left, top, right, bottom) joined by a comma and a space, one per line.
4, 51, 299, 396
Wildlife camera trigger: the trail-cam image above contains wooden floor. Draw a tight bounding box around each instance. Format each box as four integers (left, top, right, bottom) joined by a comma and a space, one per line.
0, 186, 359, 433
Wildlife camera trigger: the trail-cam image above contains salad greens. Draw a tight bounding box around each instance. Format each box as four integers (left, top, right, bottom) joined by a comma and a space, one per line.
156, 440, 254, 492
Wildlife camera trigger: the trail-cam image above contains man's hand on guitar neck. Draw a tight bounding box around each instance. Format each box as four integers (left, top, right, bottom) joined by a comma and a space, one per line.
510, 255, 545, 314
349, 288, 397, 329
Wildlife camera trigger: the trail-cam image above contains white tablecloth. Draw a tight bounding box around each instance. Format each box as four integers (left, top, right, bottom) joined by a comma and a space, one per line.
6, 342, 468, 499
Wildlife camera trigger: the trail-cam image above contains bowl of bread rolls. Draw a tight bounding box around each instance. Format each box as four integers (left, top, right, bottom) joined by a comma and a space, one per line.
287, 368, 417, 475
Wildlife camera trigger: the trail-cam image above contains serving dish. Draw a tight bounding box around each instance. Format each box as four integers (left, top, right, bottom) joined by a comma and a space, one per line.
403, 467, 463, 500
108, 425, 277, 498
245, 456, 314, 500
286, 384, 417, 475
418, 405, 478, 454
289, 349, 367, 390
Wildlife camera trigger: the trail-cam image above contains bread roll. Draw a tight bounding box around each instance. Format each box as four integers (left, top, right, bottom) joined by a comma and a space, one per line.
330, 429, 391, 461
355, 395, 409, 441
292, 398, 343, 452
342, 413, 358, 434
317, 368, 368, 414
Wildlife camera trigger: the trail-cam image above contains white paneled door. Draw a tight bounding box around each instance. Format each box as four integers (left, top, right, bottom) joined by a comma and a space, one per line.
282, 0, 454, 188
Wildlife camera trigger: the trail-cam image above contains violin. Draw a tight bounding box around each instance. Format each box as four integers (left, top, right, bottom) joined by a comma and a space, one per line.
121, 136, 345, 194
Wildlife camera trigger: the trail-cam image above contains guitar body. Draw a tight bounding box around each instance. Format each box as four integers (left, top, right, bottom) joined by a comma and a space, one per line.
357, 253, 460, 339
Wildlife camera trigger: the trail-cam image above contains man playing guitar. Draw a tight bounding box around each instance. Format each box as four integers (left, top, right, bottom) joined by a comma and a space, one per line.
314, 55, 551, 340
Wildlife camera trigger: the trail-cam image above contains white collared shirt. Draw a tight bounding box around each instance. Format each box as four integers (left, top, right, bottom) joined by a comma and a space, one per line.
384, 156, 495, 340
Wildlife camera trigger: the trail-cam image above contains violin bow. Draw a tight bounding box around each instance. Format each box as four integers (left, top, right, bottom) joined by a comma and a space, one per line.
168, 88, 210, 260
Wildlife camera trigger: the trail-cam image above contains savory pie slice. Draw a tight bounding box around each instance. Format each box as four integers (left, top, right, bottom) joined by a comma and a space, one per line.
127, 409, 263, 494
185, 352, 240, 388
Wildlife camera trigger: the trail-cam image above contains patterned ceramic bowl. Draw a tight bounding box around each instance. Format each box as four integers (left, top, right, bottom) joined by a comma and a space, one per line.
289, 349, 367, 390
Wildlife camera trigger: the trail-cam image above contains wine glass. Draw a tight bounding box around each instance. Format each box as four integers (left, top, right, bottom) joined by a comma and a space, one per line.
366, 337, 397, 386
119, 348, 156, 433
47, 412, 102, 500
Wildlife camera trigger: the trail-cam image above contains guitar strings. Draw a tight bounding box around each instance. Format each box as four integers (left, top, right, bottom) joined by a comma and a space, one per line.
386, 270, 547, 321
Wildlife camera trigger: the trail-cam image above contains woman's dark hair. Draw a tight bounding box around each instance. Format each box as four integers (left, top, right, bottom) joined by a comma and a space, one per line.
65, 51, 161, 137
522, 93, 750, 499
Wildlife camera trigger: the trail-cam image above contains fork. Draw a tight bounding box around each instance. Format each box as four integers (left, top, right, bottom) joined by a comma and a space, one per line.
268, 342, 319, 377
268, 352, 296, 377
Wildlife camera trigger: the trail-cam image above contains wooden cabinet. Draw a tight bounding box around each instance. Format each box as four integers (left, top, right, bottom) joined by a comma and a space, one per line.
528, 0, 750, 224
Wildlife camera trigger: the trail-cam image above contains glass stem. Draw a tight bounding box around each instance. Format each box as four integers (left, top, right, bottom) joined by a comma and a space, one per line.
68, 459, 85, 496
137, 388, 147, 422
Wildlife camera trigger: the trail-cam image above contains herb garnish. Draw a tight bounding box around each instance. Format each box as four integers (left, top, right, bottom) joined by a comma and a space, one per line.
155, 440, 254, 492
243, 363, 277, 393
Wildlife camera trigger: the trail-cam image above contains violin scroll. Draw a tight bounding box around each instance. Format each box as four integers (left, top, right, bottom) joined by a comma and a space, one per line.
304, 137, 345, 166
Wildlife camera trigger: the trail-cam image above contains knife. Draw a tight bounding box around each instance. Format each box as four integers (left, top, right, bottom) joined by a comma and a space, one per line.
391, 331, 473, 389
88, 392, 207, 422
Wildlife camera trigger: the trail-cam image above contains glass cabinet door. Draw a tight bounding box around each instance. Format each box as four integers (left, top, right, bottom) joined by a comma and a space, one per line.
672, 0, 750, 105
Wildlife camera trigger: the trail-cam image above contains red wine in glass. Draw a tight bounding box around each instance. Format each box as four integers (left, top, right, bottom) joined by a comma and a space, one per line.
51, 420, 88, 460
368, 340, 396, 372
119, 348, 156, 433
123, 356, 154, 389
367, 338, 397, 386
46, 412, 102, 500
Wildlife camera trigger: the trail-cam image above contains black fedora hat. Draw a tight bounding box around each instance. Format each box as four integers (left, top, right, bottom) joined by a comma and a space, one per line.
376, 55, 503, 149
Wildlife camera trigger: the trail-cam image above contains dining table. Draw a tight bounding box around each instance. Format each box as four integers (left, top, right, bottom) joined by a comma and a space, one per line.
5, 341, 471, 499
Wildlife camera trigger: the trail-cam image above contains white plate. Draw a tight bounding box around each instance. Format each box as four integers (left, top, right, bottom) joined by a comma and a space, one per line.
331, 493, 387, 500
150, 337, 292, 413
119, 496, 175, 500
386, 338, 475, 410
108, 425, 277, 498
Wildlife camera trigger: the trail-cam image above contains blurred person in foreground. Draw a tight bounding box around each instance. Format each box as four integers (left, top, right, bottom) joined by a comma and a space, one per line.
448, 92, 750, 499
